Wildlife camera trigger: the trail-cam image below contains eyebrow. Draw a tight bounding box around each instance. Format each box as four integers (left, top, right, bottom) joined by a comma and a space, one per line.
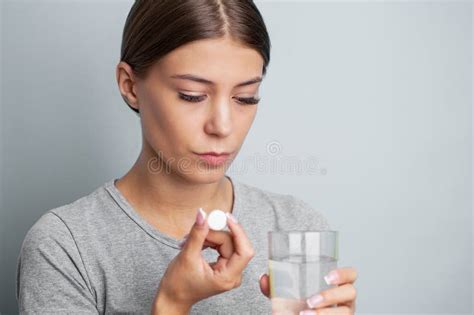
170, 74, 262, 87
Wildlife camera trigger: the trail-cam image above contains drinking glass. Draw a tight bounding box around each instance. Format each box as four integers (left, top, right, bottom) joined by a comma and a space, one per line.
268, 230, 339, 315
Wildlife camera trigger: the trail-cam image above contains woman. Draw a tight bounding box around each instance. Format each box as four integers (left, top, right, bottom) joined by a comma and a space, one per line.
16, 1, 357, 314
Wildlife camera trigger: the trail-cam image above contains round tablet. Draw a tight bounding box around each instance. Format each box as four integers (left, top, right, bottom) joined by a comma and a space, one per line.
207, 209, 228, 231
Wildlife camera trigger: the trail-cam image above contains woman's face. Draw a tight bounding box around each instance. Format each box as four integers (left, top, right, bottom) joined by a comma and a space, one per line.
122, 36, 264, 183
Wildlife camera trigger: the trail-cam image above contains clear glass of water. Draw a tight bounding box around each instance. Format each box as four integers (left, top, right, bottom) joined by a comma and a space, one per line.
268, 230, 339, 315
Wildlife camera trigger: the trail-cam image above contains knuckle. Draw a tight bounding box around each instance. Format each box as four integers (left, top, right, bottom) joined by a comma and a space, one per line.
180, 253, 192, 264
223, 281, 234, 291
245, 247, 255, 258
226, 279, 237, 290
218, 275, 236, 291
233, 276, 243, 288
218, 274, 242, 291
218, 280, 232, 291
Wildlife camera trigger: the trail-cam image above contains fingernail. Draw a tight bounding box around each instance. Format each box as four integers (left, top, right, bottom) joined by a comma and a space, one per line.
324, 270, 339, 285
306, 293, 323, 308
258, 273, 265, 281
196, 208, 206, 226
299, 311, 315, 315
226, 212, 238, 223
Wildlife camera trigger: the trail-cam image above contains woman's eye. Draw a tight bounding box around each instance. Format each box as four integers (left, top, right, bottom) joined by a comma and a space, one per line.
178, 93, 206, 103
178, 93, 260, 105
235, 97, 260, 105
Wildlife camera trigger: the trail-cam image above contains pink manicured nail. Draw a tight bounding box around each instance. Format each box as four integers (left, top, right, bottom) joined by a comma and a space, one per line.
226, 212, 238, 223
196, 208, 206, 226
324, 270, 339, 285
306, 294, 323, 308
299, 311, 316, 315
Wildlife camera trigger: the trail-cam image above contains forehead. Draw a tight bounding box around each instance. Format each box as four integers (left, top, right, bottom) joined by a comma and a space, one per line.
153, 37, 264, 85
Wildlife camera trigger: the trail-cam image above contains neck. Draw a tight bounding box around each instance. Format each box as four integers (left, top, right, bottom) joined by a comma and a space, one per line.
114, 142, 234, 236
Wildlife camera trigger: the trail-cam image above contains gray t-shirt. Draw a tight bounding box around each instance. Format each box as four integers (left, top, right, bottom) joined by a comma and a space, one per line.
16, 176, 331, 314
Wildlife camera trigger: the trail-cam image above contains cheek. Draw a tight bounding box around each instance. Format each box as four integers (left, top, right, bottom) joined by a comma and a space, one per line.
141, 94, 201, 151
235, 106, 258, 134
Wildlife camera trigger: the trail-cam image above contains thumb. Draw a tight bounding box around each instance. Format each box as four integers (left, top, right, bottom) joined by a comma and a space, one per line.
182, 208, 209, 257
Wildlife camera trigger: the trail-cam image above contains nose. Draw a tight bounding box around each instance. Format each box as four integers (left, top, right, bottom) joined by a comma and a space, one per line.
203, 97, 233, 137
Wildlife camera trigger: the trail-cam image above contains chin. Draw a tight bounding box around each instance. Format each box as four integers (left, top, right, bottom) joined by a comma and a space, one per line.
178, 167, 228, 185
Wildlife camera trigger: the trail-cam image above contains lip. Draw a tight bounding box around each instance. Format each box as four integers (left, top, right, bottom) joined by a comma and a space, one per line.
198, 151, 232, 156
195, 152, 232, 167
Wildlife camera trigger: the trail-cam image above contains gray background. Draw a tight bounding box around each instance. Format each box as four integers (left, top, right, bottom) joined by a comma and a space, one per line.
1, 0, 472, 314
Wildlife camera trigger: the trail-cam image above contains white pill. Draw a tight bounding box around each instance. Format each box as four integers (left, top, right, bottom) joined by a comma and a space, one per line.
207, 209, 228, 231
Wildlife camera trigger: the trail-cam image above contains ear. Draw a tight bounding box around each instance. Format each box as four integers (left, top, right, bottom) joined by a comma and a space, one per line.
116, 61, 140, 112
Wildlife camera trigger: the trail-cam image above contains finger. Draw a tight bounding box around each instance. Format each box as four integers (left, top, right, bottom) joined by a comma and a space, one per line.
299, 305, 352, 315
202, 240, 215, 249
324, 267, 358, 286
209, 255, 229, 273
203, 230, 234, 259
182, 208, 209, 258
259, 273, 270, 298
272, 297, 307, 313
225, 213, 255, 276
183, 232, 233, 257
306, 284, 357, 309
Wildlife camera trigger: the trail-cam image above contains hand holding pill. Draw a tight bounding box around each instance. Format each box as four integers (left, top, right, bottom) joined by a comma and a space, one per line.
152, 207, 254, 313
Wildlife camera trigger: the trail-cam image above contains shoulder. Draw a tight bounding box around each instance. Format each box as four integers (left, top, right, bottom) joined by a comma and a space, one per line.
31, 180, 121, 239
16, 185, 109, 296
17, 210, 98, 313
20, 192, 100, 256
234, 179, 331, 231
48, 181, 112, 220
21, 211, 72, 252
21, 180, 114, 250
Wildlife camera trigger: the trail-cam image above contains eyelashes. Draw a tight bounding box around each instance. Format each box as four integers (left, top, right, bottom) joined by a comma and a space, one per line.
178, 92, 260, 105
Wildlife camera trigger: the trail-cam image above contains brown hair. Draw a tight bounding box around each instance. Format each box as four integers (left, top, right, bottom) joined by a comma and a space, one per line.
120, 0, 271, 114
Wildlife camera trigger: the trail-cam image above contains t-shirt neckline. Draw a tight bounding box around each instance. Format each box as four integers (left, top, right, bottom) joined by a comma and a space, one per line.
103, 175, 240, 249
